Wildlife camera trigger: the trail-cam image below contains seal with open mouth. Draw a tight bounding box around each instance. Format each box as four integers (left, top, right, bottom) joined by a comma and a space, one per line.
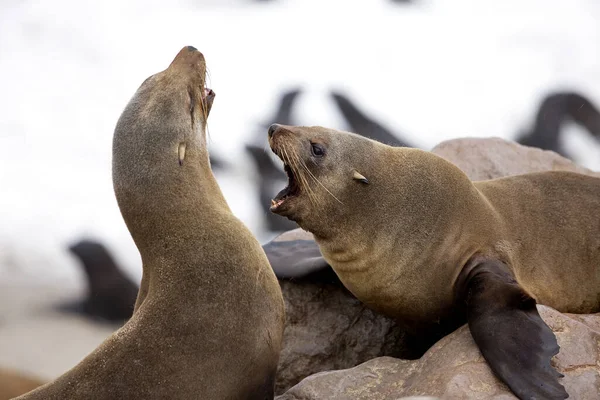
266, 123, 600, 400
16, 47, 285, 400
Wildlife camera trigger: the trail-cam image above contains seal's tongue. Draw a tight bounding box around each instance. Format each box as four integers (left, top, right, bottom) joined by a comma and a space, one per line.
203, 88, 214, 99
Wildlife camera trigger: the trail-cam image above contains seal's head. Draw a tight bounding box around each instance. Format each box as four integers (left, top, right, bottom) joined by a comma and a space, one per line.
113, 46, 221, 249
113, 46, 215, 176
135, 45, 215, 128
268, 124, 382, 238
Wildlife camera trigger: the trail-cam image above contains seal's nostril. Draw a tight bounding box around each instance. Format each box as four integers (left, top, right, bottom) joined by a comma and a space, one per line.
268, 124, 280, 138
187, 46, 198, 52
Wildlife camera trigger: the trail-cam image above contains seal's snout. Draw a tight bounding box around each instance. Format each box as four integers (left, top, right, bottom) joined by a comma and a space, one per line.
269, 124, 281, 139
170, 46, 206, 69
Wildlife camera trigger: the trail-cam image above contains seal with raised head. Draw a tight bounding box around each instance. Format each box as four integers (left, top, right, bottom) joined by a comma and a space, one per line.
16, 46, 285, 400
267, 123, 600, 400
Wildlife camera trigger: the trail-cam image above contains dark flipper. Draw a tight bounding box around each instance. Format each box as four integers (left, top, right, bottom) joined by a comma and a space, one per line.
517, 91, 600, 158
455, 258, 568, 400
263, 239, 330, 279
63, 240, 139, 323
330, 91, 413, 148
250, 88, 302, 146
271, 89, 302, 127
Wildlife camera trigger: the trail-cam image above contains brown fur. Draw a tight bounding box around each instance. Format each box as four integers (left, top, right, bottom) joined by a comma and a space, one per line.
0, 369, 45, 400
268, 124, 600, 326
17, 47, 285, 400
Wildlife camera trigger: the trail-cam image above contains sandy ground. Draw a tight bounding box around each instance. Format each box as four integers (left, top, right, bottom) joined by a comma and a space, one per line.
0, 282, 120, 383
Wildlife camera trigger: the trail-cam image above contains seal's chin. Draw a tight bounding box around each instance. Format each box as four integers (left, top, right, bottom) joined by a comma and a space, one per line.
270, 164, 300, 213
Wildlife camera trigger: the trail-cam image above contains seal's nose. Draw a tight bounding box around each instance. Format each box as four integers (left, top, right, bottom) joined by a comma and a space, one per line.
186, 45, 198, 52
268, 124, 280, 138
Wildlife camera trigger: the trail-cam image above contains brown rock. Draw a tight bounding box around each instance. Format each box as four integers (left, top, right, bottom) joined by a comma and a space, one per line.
276, 279, 408, 394
431, 137, 600, 181
272, 228, 314, 242
277, 306, 600, 400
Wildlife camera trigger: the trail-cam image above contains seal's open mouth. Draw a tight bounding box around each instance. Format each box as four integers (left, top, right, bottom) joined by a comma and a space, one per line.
203, 88, 215, 100
202, 88, 215, 113
270, 163, 300, 211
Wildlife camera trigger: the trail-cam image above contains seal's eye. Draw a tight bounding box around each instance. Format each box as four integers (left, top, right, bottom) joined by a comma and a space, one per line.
311, 143, 325, 157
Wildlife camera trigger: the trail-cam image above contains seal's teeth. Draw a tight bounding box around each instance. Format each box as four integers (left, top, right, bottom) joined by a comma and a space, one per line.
178, 142, 187, 166
271, 199, 277, 207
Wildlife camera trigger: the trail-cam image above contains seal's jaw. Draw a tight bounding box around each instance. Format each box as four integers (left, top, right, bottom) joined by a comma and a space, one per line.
270, 163, 300, 213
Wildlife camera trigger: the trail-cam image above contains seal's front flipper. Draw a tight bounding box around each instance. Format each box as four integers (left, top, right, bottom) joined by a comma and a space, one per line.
456, 258, 568, 400
262, 239, 330, 279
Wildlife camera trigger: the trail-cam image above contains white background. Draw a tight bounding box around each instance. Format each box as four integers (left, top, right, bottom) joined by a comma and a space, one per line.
1, 0, 599, 286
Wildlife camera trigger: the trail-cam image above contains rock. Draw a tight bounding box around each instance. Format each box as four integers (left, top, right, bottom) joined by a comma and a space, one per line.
276, 278, 409, 394
431, 137, 600, 181
274, 138, 600, 395
271, 228, 314, 242
277, 306, 600, 400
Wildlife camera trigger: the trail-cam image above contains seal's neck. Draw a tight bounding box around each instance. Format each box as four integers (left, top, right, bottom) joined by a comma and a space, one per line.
112, 115, 229, 265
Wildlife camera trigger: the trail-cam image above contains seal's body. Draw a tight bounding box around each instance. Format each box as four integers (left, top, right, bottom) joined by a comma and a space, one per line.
317, 153, 600, 324
267, 124, 600, 400
17, 47, 284, 400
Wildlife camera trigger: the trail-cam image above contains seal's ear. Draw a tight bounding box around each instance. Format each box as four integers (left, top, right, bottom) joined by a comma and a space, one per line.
262, 239, 331, 279
352, 170, 369, 184
456, 258, 568, 400
178, 142, 187, 166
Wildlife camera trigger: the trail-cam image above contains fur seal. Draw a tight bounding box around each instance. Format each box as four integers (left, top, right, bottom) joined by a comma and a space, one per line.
59, 239, 138, 323
267, 124, 600, 399
17, 46, 285, 400
252, 90, 600, 234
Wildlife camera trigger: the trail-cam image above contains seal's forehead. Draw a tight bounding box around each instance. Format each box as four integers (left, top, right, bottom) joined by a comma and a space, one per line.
294, 125, 337, 137
274, 125, 342, 146
305, 126, 357, 142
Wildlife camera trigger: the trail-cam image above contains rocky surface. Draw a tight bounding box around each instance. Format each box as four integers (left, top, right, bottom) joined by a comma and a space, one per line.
431, 137, 600, 181
277, 306, 600, 400
275, 138, 600, 396
276, 278, 408, 394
